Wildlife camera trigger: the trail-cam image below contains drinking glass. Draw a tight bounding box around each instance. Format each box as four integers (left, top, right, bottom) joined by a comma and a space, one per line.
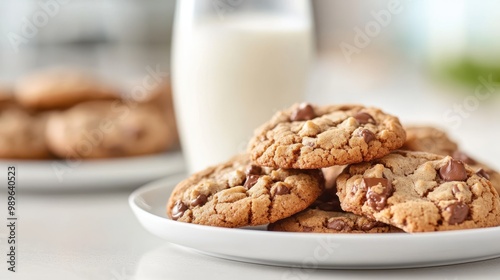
172, 0, 313, 172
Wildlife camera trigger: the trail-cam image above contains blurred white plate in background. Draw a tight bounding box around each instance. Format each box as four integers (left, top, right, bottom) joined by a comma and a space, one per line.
130, 176, 500, 269
0, 151, 185, 191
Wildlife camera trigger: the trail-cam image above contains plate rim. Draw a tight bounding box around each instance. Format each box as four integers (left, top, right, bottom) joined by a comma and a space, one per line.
0, 151, 185, 191
129, 176, 500, 269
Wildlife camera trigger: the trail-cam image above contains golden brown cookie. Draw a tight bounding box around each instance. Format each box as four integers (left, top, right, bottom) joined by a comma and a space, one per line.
0, 105, 51, 159
336, 150, 500, 232
248, 103, 406, 169
451, 151, 500, 195
268, 190, 402, 233
402, 126, 458, 156
0, 84, 12, 104
167, 154, 324, 227
14, 68, 118, 110
268, 209, 402, 233
45, 100, 176, 159
403, 125, 500, 194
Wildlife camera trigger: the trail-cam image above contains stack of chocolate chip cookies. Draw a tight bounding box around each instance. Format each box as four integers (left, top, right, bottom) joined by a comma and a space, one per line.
167, 103, 500, 233
0, 68, 178, 160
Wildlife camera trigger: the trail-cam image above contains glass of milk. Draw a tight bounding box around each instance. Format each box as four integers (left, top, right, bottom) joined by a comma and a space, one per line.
172, 0, 314, 173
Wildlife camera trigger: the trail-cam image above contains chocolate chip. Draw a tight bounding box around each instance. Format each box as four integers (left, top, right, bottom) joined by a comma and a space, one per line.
445, 202, 469, 225
353, 112, 376, 125
244, 174, 260, 189
290, 103, 316, 121
360, 221, 378, 231
476, 169, 491, 180
439, 159, 468, 182
245, 165, 262, 176
171, 200, 188, 220
359, 129, 376, 143
452, 151, 476, 165
190, 194, 208, 207
275, 184, 290, 195
327, 219, 348, 231
363, 178, 393, 211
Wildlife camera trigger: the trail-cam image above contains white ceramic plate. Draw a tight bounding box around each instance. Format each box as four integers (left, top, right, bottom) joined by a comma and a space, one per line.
0, 151, 185, 191
129, 177, 500, 269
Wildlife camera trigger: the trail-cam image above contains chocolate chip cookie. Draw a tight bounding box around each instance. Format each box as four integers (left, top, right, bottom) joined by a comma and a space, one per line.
336, 150, 500, 232
14, 68, 119, 110
268, 209, 402, 233
0, 105, 51, 159
45, 101, 175, 159
248, 103, 406, 169
268, 190, 401, 233
402, 125, 500, 194
167, 154, 324, 227
402, 126, 458, 156
452, 151, 500, 195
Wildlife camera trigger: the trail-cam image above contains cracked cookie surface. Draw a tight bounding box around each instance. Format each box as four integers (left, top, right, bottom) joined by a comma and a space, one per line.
248, 103, 406, 169
167, 154, 324, 227
268, 190, 401, 233
336, 151, 500, 232
403, 125, 500, 194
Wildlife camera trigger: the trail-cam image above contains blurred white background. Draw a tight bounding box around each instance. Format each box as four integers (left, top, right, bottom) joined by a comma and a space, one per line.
1, 0, 499, 84
0, 0, 175, 45
1, 0, 499, 165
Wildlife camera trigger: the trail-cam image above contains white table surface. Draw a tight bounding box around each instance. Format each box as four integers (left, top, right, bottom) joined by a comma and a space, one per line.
1, 51, 500, 280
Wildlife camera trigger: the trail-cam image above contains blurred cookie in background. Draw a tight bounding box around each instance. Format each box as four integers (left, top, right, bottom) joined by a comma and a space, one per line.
0, 84, 13, 105
145, 80, 179, 147
2, 69, 179, 160
120, 79, 179, 148
14, 68, 119, 110
45, 100, 177, 159
402, 126, 458, 156
0, 105, 52, 159
403, 125, 500, 193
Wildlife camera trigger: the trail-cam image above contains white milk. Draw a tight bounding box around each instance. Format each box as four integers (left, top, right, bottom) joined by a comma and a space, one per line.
172, 14, 312, 172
